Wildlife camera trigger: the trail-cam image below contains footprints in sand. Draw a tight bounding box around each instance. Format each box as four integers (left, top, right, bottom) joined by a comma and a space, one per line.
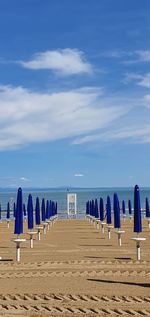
0, 294, 150, 315
0, 270, 149, 278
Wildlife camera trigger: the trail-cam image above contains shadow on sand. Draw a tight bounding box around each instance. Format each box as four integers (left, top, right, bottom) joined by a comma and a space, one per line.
87, 278, 150, 288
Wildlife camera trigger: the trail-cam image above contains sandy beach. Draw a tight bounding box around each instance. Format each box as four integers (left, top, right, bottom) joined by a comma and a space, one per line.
0, 218, 149, 316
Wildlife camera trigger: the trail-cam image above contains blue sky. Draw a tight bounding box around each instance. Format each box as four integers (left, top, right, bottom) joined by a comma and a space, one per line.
0, 0, 150, 187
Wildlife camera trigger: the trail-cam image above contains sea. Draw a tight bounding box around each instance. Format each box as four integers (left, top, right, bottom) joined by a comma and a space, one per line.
0, 187, 150, 220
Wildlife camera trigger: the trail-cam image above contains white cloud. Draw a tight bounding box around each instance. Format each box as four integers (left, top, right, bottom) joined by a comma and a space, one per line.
74, 124, 150, 145
18, 49, 92, 75
20, 177, 30, 181
136, 50, 150, 62
74, 174, 84, 177
0, 85, 127, 150
123, 72, 150, 88
123, 50, 150, 64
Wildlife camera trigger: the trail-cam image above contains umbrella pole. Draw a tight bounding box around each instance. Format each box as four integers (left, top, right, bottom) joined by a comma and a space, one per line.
136, 233, 140, 261
38, 228, 41, 240
108, 227, 111, 239
118, 231, 121, 246
136, 240, 141, 261
16, 242, 21, 262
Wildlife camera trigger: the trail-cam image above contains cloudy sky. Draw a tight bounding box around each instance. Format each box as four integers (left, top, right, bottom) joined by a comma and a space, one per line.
0, 0, 150, 187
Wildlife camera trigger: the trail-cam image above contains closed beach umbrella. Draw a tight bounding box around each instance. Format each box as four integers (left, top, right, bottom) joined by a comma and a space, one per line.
122, 200, 126, 215
0, 204, 1, 221
91, 200, 95, 217
145, 197, 150, 218
128, 200, 132, 215
27, 194, 34, 230
41, 198, 46, 222
52, 201, 55, 216
23, 204, 27, 217
55, 202, 57, 215
46, 200, 49, 219
100, 198, 104, 221
106, 196, 111, 224
6, 202, 10, 220
86, 201, 90, 215
95, 199, 99, 218
35, 197, 40, 225
49, 200, 52, 218
113, 193, 121, 229
134, 185, 142, 233
14, 187, 23, 235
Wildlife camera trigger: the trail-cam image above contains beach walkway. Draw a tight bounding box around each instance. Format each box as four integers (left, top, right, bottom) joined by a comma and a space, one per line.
0, 219, 150, 316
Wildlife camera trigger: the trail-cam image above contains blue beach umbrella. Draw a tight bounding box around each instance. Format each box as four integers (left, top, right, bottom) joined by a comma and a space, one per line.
27, 194, 34, 230
89, 201, 92, 216
134, 185, 142, 233
35, 197, 40, 225
86, 201, 90, 215
95, 199, 99, 218
106, 196, 111, 224
145, 197, 150, 218
49, 200, 52, 218
41, 198, 46, 222
113, 193, 121, 229
46, 200, 49, 219
52, 201, 55, 216
91, 200, 95, 217
6, 202, 10, 220
23, 203, 27, 217
55, 202, 57, 215
122, 200, 126, 215
100, 198, 104, 221
128, 200, 132, 216
14, 187, 23, 235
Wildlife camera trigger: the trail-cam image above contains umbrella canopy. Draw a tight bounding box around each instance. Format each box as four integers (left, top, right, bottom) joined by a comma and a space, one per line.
55, 202, 57, 215
6, 202, 10, 219
100, 198, 104, 221
91, 200, 95, 217
27, 194, 34, 230
46, 200, 49, 219
134, 185, 142, 233
113, 193, 121, 229
122, 200, 126, 215
49, 200, 52, 218
41, 198, 46, 222
35, 197, 40, 225
52, 201, 55, 216
106, 195, 111, 224
23, 203, 27, 217
14, 187, 23, 235
128, 200, 132, 215
145, 197, 150, 218
86, 201, 90, 215
95, 199, 99, 218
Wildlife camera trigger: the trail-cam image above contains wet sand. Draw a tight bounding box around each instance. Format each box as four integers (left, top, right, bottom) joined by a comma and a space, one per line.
0, 217, 150, 316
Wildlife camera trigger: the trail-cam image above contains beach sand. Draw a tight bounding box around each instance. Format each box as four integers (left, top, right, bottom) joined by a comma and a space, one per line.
0, 218, 150, 316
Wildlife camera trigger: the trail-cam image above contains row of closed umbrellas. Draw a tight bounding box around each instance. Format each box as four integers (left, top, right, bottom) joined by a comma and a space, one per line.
85, 185, 147, 260
86, 185, 150, 233
0, 187, 58, 262
0, 189, 57, 233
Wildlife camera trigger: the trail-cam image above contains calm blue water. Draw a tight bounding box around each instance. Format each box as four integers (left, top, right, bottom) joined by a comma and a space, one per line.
0, 187, 150, 219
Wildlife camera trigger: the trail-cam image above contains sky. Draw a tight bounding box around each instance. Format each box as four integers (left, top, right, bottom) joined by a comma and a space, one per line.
0, 0, 150, 188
